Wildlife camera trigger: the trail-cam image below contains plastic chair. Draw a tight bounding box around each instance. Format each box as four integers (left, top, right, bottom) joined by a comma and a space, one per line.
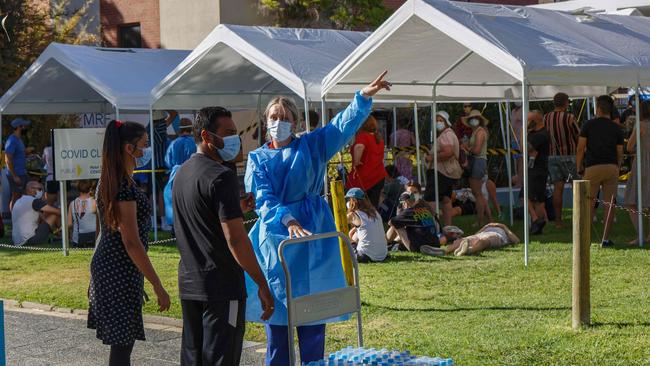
278, 232, 363, 366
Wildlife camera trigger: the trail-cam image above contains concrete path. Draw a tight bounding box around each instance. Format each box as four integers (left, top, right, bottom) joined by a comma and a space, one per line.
3, 306, 266, 365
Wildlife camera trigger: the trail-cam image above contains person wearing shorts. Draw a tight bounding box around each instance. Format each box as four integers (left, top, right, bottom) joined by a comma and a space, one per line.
421, 223, 520, 257
526, 110, 550, 235
425, 111, 462, 226
544, 92, 580, 228
462, 109, 489, 227
11, 181, 61, 246
576, 95, 624, 247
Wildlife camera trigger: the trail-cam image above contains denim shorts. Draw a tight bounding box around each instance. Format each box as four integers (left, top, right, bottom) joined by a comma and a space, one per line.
548, 155, 577, 183
470, 158, 487, 180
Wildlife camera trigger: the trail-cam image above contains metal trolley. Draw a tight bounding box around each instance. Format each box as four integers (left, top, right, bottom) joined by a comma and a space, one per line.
278, 232, 363, 366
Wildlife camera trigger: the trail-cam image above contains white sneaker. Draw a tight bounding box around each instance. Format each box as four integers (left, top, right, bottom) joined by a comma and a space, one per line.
420, 245, 445, 256
454, 239, 470, 256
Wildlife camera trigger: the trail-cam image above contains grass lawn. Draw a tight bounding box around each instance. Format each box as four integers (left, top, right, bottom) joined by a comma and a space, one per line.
1, 209, 650, 365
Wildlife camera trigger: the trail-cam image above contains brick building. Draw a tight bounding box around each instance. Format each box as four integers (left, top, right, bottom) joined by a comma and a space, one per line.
100, 0, 161, 48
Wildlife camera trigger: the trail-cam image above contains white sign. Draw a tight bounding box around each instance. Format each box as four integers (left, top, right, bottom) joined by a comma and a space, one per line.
52, 128, 104, 181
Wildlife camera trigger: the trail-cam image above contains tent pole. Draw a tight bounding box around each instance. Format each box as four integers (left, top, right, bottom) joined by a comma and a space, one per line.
392, 107, 397, 147
149, 108, 158, 241
504, 101, 514, 226
592, 96, 597, 116
431, 86, 440, 215
634, 86, 643, 246
586, 98, 592, 120
303, 82, 310, 133
522, 81, 530, 267
322, 98, 329, 200
114, 106, 120, 120
413, 102, 422, 185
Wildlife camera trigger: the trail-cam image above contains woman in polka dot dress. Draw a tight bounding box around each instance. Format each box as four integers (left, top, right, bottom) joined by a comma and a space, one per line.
88, 120, 170, 366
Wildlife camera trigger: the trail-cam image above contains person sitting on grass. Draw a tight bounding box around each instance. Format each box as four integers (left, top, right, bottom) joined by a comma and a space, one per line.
378, 164, 404, 222
346, 187, 388, 263
67, 180, 98, 248
423, 223, 520, 257
386, 182, 442, 255
11, 180, 61, 246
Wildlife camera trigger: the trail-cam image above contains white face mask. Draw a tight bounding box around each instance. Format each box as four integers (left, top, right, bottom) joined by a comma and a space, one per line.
436, 122, 446, 131
267, 119, 293, 142
469, 118, 480, 127
34, 189, 43, 200
346, 201, 351, 210
413, 193, 422, 201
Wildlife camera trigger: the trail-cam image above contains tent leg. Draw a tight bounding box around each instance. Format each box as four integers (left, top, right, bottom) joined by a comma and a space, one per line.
413, 103, 422, 185
303, 97, 310, 133
586, 98, 592, 120
114, 106, 120, 121
431, 101, 439, 215
522, 82, 530, 267
504, 100, 514, 226
392, 107, 397, 146
321, 98, 329, 200
60, 181, 69, 256
149, 108, 158, 241
634, 87, 643, 246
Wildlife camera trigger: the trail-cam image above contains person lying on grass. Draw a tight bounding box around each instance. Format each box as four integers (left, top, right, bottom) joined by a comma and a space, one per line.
423, 223, 520, 257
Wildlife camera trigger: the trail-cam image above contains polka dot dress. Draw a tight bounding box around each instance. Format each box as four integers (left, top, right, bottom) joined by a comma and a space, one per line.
88, 178, 151, 346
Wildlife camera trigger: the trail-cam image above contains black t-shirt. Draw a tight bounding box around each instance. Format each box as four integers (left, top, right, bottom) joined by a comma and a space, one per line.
173, 153, 245, 301
527, 127, 550, 174
580, 118, 624, 167
389, 201, 440, 250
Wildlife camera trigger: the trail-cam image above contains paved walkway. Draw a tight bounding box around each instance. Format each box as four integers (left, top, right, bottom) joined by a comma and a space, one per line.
4, 307, 266, 365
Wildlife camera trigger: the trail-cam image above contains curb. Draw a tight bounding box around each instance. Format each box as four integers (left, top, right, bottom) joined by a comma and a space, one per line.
2, 298, 178, 329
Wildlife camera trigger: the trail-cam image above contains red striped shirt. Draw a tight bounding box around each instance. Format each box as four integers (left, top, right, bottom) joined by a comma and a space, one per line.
544, 111, 579, 156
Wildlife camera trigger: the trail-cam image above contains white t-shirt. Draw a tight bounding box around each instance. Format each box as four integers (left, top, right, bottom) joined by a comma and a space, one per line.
12, 195, 45, 245
70, 197, 97, 243
43, 146, 54, 182
354, 211, 388, 262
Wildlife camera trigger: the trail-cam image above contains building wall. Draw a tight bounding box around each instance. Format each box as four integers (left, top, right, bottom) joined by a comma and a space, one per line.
159, 0, 269, 50
100, 0, 160, 48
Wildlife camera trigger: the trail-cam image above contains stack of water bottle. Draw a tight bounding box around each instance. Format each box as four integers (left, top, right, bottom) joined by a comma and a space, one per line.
303, 347, 454, 366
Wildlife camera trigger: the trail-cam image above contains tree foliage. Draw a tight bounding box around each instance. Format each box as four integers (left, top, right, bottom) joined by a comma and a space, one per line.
0, 0, 99, 150
259, 0, 391, 30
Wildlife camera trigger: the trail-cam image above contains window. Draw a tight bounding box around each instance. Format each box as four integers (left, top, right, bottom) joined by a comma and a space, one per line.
119, 24, 142, 48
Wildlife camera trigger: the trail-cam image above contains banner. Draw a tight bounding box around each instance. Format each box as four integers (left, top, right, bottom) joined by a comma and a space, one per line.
52, 128, 104, 181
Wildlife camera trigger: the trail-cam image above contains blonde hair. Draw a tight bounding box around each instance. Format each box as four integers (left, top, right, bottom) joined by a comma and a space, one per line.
264, 96, 300, 122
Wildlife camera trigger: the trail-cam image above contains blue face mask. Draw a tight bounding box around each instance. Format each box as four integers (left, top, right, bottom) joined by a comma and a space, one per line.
267, 119, 293, 142
133, 146, 152, 168
208, 132, 241, 162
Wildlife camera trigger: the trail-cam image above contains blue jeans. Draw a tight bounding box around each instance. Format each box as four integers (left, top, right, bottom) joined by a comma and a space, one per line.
265, 324, 325, 366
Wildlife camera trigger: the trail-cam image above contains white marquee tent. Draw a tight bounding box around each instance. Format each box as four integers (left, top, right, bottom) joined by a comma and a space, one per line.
0, 43, 190, 115
322, 0, 650, 263
531, 0, 650, 16
151, 24, 370, 117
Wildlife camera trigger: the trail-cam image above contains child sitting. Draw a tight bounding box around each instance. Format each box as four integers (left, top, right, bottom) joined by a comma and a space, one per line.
345, 187, 388, 263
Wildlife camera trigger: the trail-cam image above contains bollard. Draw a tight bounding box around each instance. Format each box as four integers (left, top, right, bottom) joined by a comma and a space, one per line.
0, 299, 5, 366
572, 180, 591, 330
330, 180, 354, 285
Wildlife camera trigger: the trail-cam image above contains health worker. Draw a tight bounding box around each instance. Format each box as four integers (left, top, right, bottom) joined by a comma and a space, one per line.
244, 71, 391, 365
163, 118, 197, 227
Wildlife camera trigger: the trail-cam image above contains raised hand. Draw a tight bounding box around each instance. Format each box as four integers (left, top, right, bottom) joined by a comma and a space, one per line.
361, 70, 391, 97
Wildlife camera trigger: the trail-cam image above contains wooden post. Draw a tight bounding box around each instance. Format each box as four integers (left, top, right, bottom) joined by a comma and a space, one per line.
572, 180, 591, 330
330, 180, 354, 285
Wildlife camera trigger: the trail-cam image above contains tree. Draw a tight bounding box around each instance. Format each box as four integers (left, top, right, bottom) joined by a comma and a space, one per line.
0, 0, 99, 151
258, 0, 391, 30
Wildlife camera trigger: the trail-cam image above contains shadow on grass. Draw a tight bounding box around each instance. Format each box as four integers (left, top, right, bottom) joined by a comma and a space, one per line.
591, 321, 650, 328
362, 301, 570, 313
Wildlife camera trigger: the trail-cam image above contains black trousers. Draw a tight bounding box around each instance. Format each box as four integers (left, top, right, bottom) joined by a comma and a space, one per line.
180, 299, 246, 366
366, 178, 385, 208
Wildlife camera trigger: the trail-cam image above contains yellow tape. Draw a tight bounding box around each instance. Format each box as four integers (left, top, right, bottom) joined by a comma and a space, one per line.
133, 169, 168, 174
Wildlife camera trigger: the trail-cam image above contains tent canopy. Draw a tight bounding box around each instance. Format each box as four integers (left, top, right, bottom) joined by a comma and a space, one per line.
531, 0, 650, 16
322, 0, 650, 102
151, 24, 369, 110
0, 43, 189, 114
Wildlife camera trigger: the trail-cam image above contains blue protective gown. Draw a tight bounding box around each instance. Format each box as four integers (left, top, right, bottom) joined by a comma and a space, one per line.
163, 135, 196, 225
245, 92, 372, 325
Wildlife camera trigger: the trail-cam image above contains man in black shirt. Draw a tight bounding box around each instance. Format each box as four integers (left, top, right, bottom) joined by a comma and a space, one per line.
173, 106, 273, 366
526, 110, 550, 235
576, 95, 624, 247
386, 182, 441, 252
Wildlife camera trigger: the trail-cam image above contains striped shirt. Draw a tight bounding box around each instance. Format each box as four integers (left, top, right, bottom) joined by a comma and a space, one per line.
543, 111, 579, 156
148, 120, 168, 169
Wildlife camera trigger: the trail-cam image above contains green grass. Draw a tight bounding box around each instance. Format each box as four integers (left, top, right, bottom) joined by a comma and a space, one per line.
2, 209, 650, 365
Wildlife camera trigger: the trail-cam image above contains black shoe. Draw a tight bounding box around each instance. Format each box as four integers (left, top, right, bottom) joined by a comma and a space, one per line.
601, 239, 615, 248
530, 219, 546, 235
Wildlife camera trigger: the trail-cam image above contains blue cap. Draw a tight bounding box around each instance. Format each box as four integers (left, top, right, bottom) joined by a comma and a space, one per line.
345, 187, 365, 199
10, 118, 31, 128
